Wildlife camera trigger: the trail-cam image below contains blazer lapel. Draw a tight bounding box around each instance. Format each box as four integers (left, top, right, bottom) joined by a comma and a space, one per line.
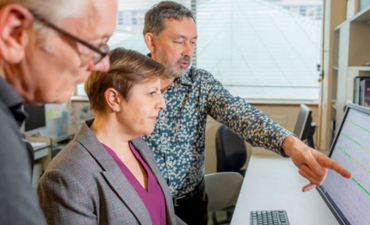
131, 139, 177, 225
102, 170, 152, 225
75, 120, 152, 225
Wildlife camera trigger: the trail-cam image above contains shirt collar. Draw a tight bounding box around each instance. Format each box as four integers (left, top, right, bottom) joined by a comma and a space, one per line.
147, 53, 193, 88
0, 76, 26, 126
174, 67, 193, 87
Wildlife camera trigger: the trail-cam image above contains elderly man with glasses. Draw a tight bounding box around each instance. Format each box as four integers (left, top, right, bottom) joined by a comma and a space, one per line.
0, 0, 117, 224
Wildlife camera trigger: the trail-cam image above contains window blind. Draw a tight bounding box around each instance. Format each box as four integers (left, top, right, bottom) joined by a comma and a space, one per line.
102, 0, 323, 102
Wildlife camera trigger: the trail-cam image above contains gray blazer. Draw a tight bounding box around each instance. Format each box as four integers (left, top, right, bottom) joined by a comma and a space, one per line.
38, 121, 184, 225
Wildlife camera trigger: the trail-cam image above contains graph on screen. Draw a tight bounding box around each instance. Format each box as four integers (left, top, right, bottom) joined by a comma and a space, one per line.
322, 108, 370, 225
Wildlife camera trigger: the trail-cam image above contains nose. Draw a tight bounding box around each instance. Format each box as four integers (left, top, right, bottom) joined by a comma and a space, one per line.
87, 56, 110, 72
157, 93, 166, 111
182, 41, 193, 59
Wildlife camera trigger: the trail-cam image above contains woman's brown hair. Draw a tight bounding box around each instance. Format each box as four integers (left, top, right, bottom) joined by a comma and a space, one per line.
85, 48, 166, 113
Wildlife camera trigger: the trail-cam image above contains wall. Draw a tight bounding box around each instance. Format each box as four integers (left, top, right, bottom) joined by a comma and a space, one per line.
204, 103, 319, 174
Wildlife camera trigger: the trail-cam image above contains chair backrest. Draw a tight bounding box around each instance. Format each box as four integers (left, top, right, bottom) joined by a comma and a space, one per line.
215, 124, 247, 172
205, 172, 244, 211
293, 104, 312, 140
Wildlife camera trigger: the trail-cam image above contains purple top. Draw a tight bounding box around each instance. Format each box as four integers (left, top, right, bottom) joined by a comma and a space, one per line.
102, 142, 167, 225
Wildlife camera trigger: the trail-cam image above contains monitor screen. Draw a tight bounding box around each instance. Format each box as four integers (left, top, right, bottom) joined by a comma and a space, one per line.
24, 105, 46, 132
293, 104, 312, 140
318, 105, 370, 225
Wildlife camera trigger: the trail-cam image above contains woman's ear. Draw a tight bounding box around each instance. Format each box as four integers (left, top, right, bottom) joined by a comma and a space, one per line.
104, 88, 121, 113
0, 4, 34, 64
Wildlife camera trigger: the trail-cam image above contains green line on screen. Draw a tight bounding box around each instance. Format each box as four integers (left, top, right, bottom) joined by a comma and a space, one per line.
349, 121, 370, 134
338, 146, 352, 158
342, 133, 361, 146
342, 133, 370, 154
338, 147, 370, 174
351, 177, 370, 197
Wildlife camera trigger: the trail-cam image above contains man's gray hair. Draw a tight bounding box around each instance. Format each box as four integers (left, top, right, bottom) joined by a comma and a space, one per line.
0, 0, 86, 24
143, 1, 194, 36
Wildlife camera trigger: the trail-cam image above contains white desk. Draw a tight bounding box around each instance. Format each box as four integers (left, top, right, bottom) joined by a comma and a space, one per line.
27, 137, 52, 189
33, 143, 50, 160
231, 152, 339, 225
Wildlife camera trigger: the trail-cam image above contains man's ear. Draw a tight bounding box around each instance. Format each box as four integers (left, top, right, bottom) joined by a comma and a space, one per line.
0, 4, 33, 64
144, 32, 156, 53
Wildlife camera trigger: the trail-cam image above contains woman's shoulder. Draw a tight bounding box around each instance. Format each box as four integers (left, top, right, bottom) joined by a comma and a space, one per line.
45, 140, 101, 176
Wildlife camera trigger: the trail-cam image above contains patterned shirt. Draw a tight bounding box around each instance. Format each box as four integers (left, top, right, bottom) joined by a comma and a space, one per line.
142, 66, 292, 197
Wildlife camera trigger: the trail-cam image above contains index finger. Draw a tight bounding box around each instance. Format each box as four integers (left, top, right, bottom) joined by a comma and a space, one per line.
316, 154, 351, 178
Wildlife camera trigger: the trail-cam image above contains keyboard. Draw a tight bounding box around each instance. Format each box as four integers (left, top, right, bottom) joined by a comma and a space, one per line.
250, 210, 290, 225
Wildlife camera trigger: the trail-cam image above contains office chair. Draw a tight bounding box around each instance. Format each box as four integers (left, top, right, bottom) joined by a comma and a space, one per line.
215, 124, 247, 176
293, 104, 316, 148
205, 172, 244, 225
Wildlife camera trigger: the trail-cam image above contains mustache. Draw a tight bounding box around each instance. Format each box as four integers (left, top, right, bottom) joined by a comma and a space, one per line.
177, 56, 191, 64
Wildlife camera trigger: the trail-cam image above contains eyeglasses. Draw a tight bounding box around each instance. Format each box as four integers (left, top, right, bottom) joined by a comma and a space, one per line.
31, 12, 109, 65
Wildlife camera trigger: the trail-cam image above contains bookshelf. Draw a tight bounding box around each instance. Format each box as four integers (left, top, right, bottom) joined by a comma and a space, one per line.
321, 0, 370, 150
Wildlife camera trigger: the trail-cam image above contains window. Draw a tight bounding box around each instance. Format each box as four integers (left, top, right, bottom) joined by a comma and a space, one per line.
117, 11, 124, 26
299, 6, 307, 16
316, 5, 322, 20
77, 0, 323, 102
196, 0, 322, 101
131, 11, 137, 25
107, 0, 192, 53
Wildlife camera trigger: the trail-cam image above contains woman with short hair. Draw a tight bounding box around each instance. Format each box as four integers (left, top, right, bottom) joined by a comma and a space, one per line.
38, 48, 184, 225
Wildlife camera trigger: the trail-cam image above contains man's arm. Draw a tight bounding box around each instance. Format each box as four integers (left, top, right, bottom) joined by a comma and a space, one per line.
203, 71, 290, 155
282, 135, 351, 192
202, 71, 351, 189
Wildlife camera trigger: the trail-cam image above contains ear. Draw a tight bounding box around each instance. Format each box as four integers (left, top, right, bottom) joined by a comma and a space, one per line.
104, 88, 122, 112
0, 4, 33, 64
144, 32, 156, 53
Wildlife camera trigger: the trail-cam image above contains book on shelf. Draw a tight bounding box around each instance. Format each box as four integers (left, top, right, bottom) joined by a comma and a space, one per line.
354, 77, 362, 104
330, 120, 336, 146
353, 76, 370, 107
362, 79, 370, 107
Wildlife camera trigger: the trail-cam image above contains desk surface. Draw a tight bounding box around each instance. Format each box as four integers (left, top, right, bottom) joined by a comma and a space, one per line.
231, 152, 339, 225
31, 142, 49, 150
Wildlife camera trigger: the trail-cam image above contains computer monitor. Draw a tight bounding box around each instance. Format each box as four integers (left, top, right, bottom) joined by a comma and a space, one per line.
293, 104, 315, 148
317, 103, 370, 225
23, 104, 46, 133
